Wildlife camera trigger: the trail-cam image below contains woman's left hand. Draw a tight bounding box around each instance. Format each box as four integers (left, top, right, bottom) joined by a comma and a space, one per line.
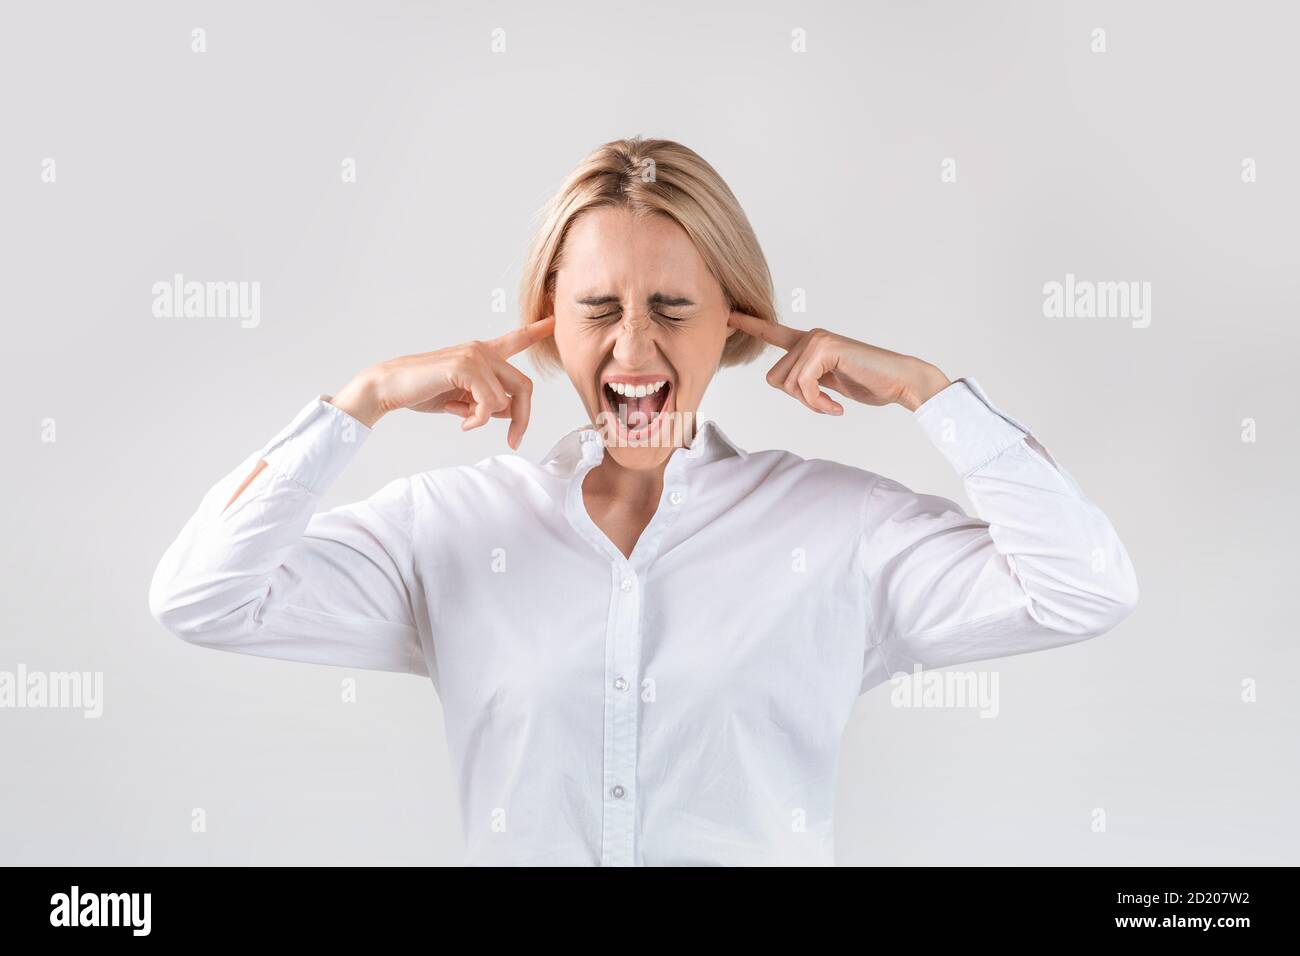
728, 312, 952, 414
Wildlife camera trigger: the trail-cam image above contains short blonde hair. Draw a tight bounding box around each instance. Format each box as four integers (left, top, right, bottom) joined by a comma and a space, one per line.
519, 137, 777, 375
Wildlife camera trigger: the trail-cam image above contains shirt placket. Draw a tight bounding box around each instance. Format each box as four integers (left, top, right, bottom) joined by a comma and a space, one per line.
563, 433, 695, 867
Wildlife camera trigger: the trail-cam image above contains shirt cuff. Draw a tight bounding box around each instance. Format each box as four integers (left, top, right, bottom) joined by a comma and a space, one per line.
912, 377, 1032, 476
257, 395, 372, 494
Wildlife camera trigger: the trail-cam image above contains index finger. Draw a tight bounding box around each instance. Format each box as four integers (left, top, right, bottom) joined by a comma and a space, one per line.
489, 315, 556, 357
728, 311, 804, 351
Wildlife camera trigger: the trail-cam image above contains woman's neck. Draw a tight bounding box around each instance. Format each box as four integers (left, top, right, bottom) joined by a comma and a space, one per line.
583, 453, 668, 510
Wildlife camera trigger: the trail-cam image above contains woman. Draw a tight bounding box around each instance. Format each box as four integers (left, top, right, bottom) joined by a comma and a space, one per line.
149, 137, 1138, 866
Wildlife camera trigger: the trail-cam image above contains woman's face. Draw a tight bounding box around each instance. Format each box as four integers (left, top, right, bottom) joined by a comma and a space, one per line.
551, 206, 735, 470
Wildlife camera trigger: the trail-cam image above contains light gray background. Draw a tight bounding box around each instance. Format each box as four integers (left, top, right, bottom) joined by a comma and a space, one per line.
2, 0, 1296, 865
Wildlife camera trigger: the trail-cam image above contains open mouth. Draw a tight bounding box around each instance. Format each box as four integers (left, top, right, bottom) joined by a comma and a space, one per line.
600, 376, 673, 438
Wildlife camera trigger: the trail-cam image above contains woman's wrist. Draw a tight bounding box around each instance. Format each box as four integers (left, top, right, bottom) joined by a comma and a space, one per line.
899, 360, 951, 412
330, 368, 387, 428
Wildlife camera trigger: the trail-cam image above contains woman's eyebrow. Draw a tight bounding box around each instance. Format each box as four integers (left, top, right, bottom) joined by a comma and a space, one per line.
649, 293, 695, 308
575, 293, 696, 307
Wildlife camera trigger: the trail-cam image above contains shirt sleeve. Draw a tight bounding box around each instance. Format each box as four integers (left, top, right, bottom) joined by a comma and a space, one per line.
858, 377, 1138, 693
148, 395, 429, 677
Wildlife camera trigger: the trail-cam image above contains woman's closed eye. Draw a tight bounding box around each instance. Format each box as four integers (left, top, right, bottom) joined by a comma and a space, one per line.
581, 309, 688, 323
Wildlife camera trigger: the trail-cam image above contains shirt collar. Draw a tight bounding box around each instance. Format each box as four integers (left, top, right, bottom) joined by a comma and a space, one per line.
538, 419, 747, 476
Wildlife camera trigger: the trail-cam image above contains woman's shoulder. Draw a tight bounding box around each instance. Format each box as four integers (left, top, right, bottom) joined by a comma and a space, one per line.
398, 451, 570, 508
723, 444, 892, 500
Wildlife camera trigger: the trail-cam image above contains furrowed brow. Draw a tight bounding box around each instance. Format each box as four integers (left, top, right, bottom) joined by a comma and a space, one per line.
575, 293, 696, 308
648, 293, 695, 307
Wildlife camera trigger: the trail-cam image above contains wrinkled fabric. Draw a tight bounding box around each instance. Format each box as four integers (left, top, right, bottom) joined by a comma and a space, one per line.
149, 378, 1138, 865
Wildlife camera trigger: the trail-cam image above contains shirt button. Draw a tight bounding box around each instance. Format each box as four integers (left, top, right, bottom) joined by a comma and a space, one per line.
610, 785, 626, 799
669, 491, 685, 505
620, 578, 633, 592
613, 676, 628, 691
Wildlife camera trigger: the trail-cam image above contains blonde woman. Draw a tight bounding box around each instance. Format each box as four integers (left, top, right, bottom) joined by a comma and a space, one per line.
150, 137, 1138, 866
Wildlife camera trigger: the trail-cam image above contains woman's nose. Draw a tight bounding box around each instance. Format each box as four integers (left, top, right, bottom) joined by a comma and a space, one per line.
612, 310, 657, 365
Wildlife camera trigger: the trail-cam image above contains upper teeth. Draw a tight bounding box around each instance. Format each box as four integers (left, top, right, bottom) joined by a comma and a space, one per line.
607, 380, 667, 397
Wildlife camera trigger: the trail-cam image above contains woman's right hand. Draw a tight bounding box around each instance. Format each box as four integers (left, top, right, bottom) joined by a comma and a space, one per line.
330, 316, 555, 449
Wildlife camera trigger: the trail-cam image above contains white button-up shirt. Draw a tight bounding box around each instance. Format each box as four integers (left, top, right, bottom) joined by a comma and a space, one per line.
149, 378, 1138, 866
